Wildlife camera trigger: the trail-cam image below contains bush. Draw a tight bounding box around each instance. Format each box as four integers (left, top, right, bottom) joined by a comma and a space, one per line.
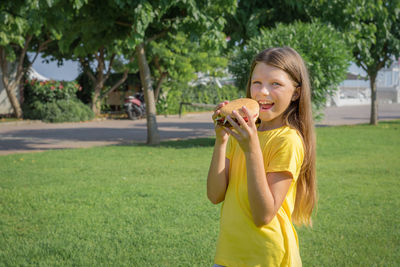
23, 99, 94, 123
229, 21, 352, 116
23, 79, 94, 122
24, 79, 82, 103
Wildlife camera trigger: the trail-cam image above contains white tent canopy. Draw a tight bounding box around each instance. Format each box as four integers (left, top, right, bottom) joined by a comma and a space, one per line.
27, 67, 49, 81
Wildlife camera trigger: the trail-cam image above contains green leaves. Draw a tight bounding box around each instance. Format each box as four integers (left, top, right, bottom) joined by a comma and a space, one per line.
72, 0, 87, 10
1, 0, 237, 117
133, 1, 155, 40
308, 0, 400, 73
230, 21, 352, 114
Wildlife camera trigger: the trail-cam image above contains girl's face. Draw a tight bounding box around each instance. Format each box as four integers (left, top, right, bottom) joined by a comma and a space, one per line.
250, 62, 299, 131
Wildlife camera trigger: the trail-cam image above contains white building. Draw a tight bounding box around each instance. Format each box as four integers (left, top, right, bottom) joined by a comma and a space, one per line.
376, 60, 400, 104
329, 59, 400, 106
0, 67, 48, 115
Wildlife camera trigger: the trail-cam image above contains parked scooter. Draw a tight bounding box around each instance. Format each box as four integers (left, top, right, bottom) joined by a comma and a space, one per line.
124, 92, 146, 120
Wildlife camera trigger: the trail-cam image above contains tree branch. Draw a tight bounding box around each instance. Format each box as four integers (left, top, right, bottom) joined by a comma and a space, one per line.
154, 72, 167, 101
115, 20, 132, 27
101, 56, 134, 99
29, 38, 53, 67
0, 47, 9, 86
100, 69, 129, 100
79, 57, 96, 82
14, 34, 33, 83
146, 30, 168, 43
95, 47, 105, 83
358, 59, 368, 74
153, 55, 168, 101
104, 53, 116, 82
94, 47, 103, 71
22, 38, 53, 83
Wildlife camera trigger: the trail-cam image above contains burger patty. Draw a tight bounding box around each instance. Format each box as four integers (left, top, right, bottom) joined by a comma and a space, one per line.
216, 117, 248, 128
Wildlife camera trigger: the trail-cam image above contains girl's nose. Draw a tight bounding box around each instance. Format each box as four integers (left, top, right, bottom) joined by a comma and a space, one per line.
260, 85, 270, 95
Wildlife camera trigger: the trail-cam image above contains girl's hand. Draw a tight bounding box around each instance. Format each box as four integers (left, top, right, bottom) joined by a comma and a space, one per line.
224, 106, 259, 152
212, 101, 230, 143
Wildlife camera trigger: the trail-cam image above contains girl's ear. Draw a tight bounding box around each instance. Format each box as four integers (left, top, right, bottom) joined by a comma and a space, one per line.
292, 87, 301, 101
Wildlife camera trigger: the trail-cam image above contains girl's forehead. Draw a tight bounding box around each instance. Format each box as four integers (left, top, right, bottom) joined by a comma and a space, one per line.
252, 62, 290, 80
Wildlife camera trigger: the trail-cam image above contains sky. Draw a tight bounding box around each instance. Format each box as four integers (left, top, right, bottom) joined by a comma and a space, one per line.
30, 53, 80, 81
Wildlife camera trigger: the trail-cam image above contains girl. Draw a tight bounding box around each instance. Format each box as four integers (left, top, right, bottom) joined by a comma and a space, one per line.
207, 47, 316, 267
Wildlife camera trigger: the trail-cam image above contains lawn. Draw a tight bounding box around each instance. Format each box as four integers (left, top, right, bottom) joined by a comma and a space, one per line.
1, 121, 399, 266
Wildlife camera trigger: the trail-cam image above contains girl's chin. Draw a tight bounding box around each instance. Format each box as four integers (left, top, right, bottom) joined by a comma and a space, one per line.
258, 114, 273, 122
259, 107, 274, 113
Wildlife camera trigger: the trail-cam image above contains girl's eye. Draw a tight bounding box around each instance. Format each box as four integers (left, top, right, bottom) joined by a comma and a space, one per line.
252, 81, 261, 85
272, 82, 281, 87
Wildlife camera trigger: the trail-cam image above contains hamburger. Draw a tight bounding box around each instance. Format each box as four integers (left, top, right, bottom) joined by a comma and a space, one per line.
214, 98, 260, 128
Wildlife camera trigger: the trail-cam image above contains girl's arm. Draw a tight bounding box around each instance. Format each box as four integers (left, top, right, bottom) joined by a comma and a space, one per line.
245, 143, 292, 227
207, 101, 230, 204
207, 141, 230, 204
225, 108, 292, 227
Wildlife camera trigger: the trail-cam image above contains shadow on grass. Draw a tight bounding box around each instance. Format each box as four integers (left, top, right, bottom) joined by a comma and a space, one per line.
316, 119, 400, 128
379, 119, 400, 125
131, 137, 216, 149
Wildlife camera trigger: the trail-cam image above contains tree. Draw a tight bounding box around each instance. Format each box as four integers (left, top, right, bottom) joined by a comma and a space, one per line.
115, 0, 236, 144
224, 0, 309, 47
48, 1, 135, 115
0, 0, 65, 118
148, 31, 228, 106
306, 0, 400, 125
230, 22, 352, 117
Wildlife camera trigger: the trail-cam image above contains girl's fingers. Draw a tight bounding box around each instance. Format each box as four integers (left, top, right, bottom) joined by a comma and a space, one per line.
212, 109, 221, 120
241, 106, 256, 126
214, 100, 229, 111
223, 125, 240, 140
226, 114, 242, 132
212, 100, 229, 120
232, 110, 250, 131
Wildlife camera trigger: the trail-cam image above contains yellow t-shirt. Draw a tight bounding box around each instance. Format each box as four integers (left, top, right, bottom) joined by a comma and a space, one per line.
214, 126, 304, 267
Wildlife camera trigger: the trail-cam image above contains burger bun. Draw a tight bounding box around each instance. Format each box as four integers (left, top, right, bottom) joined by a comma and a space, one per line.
215, 98, 259, 128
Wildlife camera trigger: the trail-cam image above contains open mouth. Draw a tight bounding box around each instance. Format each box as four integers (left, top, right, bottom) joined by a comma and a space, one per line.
258, 101, 274, 111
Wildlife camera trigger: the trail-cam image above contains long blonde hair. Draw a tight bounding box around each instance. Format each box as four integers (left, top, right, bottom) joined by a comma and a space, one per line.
246, 47, 317, 226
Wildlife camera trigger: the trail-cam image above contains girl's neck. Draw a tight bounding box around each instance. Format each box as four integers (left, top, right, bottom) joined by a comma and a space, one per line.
257, 118, 286, 132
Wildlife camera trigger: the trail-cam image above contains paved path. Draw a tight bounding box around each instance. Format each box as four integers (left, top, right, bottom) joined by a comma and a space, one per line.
1, 103, 399, 155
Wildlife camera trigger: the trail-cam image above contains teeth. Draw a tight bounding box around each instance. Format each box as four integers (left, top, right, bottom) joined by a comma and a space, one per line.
258, 100, 273, 105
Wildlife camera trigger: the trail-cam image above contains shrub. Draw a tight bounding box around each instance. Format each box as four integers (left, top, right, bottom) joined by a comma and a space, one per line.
23, 79, 94, 122
24, 79, 82, 103
229, 21, 352, 116
23, 99, 94, 123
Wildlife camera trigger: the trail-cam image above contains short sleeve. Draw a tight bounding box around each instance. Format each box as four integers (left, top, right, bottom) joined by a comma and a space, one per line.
265, 133, 304, 181
225, 136, 235, 160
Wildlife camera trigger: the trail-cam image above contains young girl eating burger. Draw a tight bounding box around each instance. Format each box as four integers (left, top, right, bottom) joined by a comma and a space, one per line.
207, 47, 317, 267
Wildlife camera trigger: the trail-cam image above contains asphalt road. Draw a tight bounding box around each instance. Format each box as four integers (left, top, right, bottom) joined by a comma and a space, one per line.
1, 103, 399, 155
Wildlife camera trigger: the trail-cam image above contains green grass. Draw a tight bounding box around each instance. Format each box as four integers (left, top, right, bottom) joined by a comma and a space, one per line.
1, 121, 399, 266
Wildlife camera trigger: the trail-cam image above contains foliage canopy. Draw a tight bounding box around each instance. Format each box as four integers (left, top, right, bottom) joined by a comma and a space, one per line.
229, 22, 351, 115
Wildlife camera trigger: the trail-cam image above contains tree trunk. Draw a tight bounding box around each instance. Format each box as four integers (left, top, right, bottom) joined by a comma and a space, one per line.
91, 80, 103, 115
136, 42, 160, 145
2, 79, 23, 118
0, 48, 23, 118
369, 74, 378, 125
154, 72, 167, 102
